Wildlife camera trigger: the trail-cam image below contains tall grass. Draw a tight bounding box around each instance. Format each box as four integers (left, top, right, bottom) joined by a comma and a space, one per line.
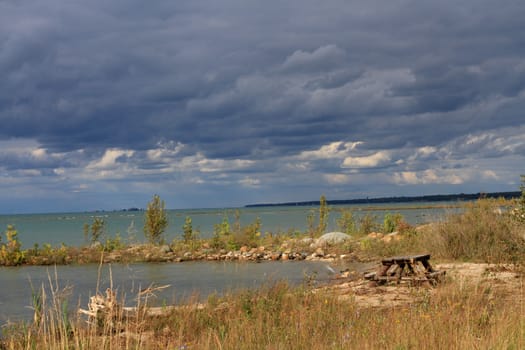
426, 199, 525, 263
1, 274, 524, 349
360, 199, 525, 264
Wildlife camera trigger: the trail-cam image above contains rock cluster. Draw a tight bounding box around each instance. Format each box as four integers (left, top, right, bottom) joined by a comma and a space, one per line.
100, 244, 342, 264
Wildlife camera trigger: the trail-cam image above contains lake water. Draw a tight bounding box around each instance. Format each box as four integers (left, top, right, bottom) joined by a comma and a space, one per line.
0, 203, 458, 323
0, 203, 455, 249
0, 260, 353, 322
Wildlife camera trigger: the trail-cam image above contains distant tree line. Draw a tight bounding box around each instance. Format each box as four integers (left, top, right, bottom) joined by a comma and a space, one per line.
245, 191, 522, 208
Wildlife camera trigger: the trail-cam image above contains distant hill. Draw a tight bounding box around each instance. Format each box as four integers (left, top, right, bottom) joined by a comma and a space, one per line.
245, 191, 521, 208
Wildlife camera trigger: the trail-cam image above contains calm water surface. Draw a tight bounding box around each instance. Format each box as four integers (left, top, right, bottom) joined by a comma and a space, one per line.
0, 260, 348, 322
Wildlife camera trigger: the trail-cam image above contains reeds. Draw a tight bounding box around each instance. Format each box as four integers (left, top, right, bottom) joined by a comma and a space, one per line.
1, 270, 524, 349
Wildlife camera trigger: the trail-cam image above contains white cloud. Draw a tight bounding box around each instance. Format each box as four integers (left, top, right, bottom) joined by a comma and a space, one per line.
323, 173, 350, 184
31, 148, 47, 160
282, 44, 347, 72
342, 151, 391, 168
87, 148, 135, 170
392, 170, 466, 185
146, 141, 184, 162
197, 157, 254, 173
239, 177, 260, 188
298, 141, 363, 160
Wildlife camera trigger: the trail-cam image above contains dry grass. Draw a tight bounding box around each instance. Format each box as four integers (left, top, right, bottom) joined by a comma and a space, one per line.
360, 199, 525, 265
1, 269, 525, 349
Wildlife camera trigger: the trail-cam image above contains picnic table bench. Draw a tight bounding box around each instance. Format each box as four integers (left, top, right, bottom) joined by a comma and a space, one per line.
364, 254, 445, 286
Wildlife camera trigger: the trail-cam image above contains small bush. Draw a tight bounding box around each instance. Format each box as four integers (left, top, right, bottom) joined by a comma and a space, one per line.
337, 209, 356, 234
359, 213, 379, 235
0, 225, 25, 266
144, 194, 168, 245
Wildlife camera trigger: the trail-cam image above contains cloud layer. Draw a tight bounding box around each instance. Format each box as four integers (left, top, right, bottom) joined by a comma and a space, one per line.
0, 0, 524, 212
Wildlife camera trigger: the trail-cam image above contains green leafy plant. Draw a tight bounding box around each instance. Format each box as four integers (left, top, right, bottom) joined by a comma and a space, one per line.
83, 217, 106, 244
234, 217, 262, 248
0, 225, 25, 266
383, 212, 404, 233
359, 213, 378, 235
317, 195, 329, 236
104, 233, 124, 252
306, 195, 330, 237
306, 210, 316, 237
337, 209, 356, 234
144, 194, 168, 245
182, 216, 194, 243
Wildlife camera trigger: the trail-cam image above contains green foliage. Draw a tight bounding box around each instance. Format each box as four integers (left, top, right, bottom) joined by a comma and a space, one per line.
337, 209, 356, 234
359, 213, 378, 235
83, 217, 106, 244
144, 194, 168, 245
211, 228, 225, 250
233, 210, 241, 235
210, 214, 231, 250
182, 216, 194, 243
234, 217, 262, 248
104, 233, 124, 252
306, 195, 330, 237
219, 214, 231, 236
317, 195, 329, 235
182, 216, 200, 251
383, 212, 404, 233
306, 210, 315, 236
0, 225, 25, 266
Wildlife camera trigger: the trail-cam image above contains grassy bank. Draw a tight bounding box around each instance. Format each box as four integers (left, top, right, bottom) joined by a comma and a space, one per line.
1, 268, 524, 349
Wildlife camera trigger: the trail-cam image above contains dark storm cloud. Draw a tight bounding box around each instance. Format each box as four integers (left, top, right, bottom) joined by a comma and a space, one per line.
0, 0, 524, 212
2, 0, 523, 156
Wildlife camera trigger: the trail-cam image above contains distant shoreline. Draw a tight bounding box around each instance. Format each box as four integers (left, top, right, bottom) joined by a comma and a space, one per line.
245, 191, 521, 208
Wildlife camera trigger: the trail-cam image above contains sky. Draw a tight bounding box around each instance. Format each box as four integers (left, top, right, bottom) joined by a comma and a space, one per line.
1, 0, 524, 213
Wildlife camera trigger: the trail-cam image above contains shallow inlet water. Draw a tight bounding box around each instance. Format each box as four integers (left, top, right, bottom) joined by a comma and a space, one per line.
0, 260, 361, 323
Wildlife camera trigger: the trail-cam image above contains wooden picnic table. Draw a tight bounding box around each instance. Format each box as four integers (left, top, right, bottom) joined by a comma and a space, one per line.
365, 254, 445, 285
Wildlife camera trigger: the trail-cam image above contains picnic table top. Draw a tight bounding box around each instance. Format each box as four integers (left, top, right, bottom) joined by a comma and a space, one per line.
381, 254, 431, 264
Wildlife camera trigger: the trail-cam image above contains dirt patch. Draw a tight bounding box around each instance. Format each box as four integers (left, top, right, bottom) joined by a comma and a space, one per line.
317, 262, 523, 308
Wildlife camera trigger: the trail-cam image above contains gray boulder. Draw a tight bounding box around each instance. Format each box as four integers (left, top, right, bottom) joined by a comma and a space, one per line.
316, 232, 351, 246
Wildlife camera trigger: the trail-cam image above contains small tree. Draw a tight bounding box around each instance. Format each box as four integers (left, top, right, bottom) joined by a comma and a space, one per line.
144, 194, 168, 245
182, 216, 194, 243
337, 209, 356, 234
317, 195, 329, 236
83, 218, 105, 244
0, 225, 25, 266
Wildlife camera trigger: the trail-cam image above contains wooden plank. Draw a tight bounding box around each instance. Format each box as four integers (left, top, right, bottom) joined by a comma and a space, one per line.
382, 254, 431, 264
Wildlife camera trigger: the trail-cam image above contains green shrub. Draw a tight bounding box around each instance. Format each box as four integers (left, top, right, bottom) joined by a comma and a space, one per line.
337, 209, 356, 234
83, 217, 106, 244
0, 225, 25, 266
359, 213, 379, 235
144, 194, 168, 245
383, 212, 404, 233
